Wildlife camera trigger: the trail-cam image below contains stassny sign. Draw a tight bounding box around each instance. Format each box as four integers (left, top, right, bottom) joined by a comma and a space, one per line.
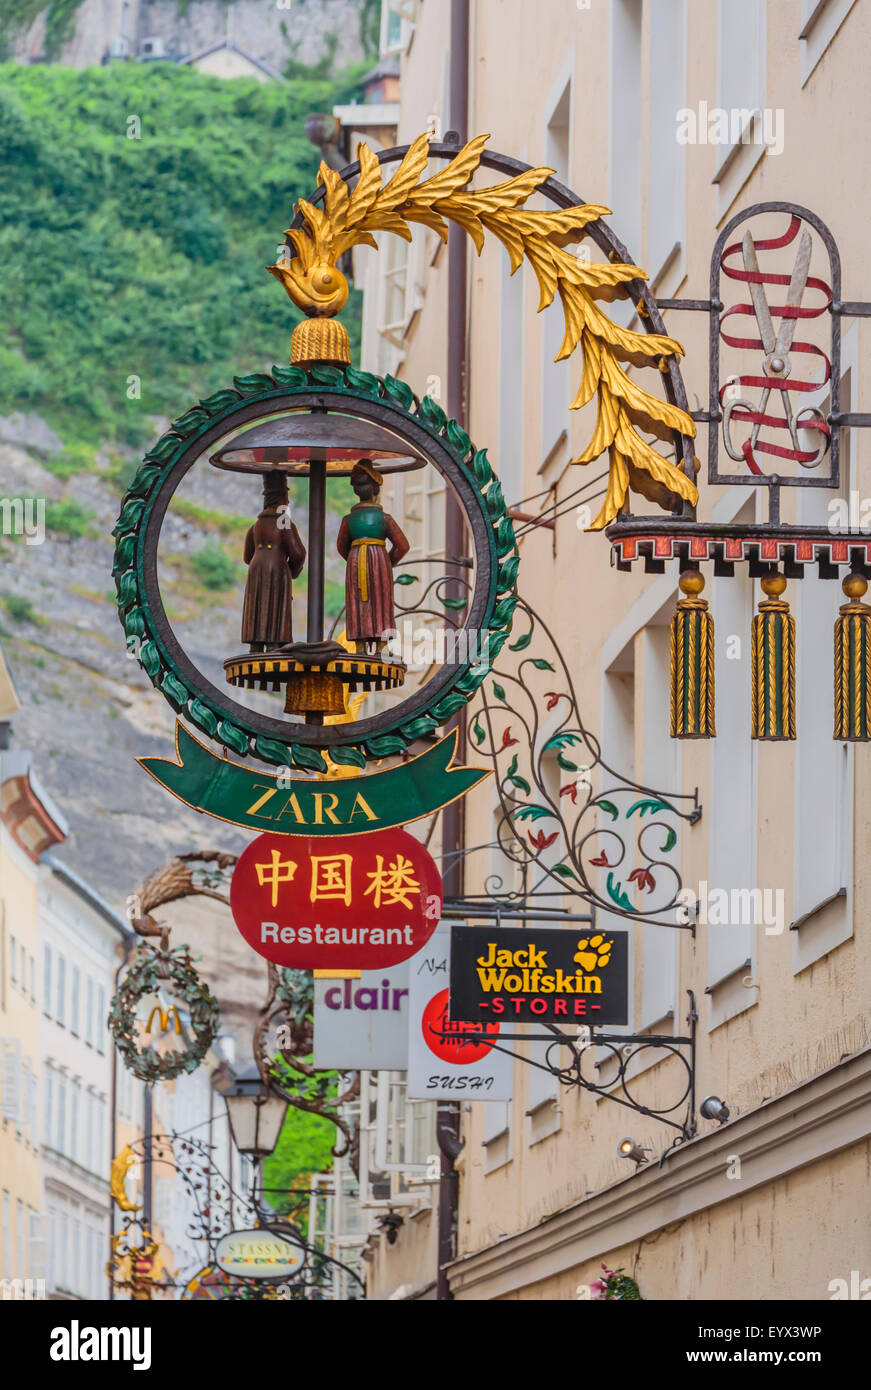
449, 925, 629, 1025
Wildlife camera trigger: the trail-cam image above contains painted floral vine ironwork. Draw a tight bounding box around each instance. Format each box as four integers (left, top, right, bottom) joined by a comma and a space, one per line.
456, 595, 701, 928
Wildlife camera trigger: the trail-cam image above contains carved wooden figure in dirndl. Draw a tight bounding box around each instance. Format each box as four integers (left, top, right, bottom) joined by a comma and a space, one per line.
337, 461, 410, 651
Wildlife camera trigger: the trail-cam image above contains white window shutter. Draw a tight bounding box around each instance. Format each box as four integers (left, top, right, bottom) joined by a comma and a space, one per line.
0, 1038, 21, 1122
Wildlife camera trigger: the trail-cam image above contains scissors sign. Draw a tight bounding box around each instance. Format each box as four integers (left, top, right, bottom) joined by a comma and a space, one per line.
722, 225, 829, 472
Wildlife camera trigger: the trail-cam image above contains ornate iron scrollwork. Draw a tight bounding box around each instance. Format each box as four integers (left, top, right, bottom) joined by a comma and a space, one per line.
462, 595, 700, 928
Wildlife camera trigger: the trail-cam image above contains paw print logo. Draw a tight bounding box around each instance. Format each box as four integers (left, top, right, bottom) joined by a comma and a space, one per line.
574, 934, 613, 971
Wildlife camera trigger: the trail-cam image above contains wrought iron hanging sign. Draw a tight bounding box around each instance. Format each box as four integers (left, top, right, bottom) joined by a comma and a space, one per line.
113, 131, 700, 825
111, 130, 709, 1138
608, 202, 871, 744
214, 1229, 305, 1281
449, 924, 629, 1025
108, 941, 220, 1083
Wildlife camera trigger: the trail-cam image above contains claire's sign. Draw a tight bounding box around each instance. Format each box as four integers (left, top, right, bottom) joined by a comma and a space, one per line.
449, 925, 629, 1025
313, 963, 410, 1070
230, 827, 442, 969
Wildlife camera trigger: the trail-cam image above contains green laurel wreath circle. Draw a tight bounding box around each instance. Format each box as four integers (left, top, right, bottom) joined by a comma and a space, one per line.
108, 945, 220, 1084
113, 364, 519, 771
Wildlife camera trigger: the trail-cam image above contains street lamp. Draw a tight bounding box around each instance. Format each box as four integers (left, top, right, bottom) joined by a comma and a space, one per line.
222, 1066, 289, 1162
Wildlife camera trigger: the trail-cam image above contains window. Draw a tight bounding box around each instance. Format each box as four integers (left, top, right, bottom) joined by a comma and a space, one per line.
541, 74, 573, 463
708, 563, 757, 1019
29, 954, 35, 1001
56, 953, 66, 1026
96, 985, 106, 1054
43, 945, 52, 1018
97, 1095, 106, 1170
498, 253, 526, 506
17, 1199, 25, 1280
71, 965, 80, 1035
647, 0, 686, 290
483, 1099, 512, 1174
639, 624, 681, 1030
714, 0, 766, 210
18, 1058, 28, 1138
29, 1212, 46, 1286
0, 1037, 21, 1123
379, 0, 416, 57
72, 1218, 81, 1296
1, 1193, 8, 1278
800, 0, 857, 84
70, 1082, 79, 1165
9, 934, 16, 985
44, 1065, 53, 1148
85, 976, 94, 1046
610, 0, 643, 273
57, 1075, 67, 1155
597, 633, 642, 1064
525, 758, 562, 1139
59, 1212, 68, 1291
792, 358, 854, 969
85, 1091, 94, 1172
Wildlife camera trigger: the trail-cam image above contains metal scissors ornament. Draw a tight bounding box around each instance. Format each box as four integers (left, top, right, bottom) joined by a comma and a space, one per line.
722, 224, 829, 472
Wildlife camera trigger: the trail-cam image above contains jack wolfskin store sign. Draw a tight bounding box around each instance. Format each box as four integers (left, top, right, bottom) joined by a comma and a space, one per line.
449, 926, 629, 1025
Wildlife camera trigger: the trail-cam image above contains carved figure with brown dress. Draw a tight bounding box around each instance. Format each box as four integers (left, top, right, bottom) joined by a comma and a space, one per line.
241, 473, 306, 651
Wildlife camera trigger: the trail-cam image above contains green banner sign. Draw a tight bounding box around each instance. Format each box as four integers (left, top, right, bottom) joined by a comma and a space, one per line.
139, 724, 489, 836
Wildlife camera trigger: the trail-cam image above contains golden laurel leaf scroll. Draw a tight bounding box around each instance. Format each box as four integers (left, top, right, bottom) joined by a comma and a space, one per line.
110, 1143, 142, 1213
269, 131, 697, 529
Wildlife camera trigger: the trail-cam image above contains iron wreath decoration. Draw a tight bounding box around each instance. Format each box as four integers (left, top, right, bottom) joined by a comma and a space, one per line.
108, 942, 220, 1084
113, 369, 514, 770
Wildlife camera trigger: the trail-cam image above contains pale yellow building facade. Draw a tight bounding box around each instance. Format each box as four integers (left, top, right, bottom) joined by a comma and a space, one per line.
0, 740, 66, 1292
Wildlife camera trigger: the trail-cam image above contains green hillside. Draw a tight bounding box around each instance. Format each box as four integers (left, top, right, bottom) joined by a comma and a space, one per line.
0, 61, 362, 457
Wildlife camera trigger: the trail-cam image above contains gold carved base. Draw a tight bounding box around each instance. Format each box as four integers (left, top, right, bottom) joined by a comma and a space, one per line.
224, 648, 406, 719
290, 317, 351, 368
283, 671, 346, 716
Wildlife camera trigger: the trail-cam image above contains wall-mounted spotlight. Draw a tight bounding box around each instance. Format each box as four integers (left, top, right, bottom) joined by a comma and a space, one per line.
700, 1095, 731, 1125
618, 1138, 649, 1167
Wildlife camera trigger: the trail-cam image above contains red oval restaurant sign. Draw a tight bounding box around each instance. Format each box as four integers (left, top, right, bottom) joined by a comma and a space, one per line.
230, 828, 443, 969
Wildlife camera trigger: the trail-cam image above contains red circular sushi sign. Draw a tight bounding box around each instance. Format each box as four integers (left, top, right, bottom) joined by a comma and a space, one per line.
230, 827, 443, 969
421, 988, 499, 1064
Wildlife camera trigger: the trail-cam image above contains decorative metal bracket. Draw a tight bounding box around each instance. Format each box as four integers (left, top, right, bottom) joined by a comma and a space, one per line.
434, 986, 698, 1142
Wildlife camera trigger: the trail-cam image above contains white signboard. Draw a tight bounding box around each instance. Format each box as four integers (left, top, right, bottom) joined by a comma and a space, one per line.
313, 964, 410, 1070
407, 925, 512, 1101
214, 1229, 304, 1280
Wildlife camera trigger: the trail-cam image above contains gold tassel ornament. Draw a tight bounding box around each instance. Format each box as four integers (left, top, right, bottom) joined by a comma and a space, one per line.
670, 570, 715, 738
834, 573, 871, 741
751, 574, 796, 741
